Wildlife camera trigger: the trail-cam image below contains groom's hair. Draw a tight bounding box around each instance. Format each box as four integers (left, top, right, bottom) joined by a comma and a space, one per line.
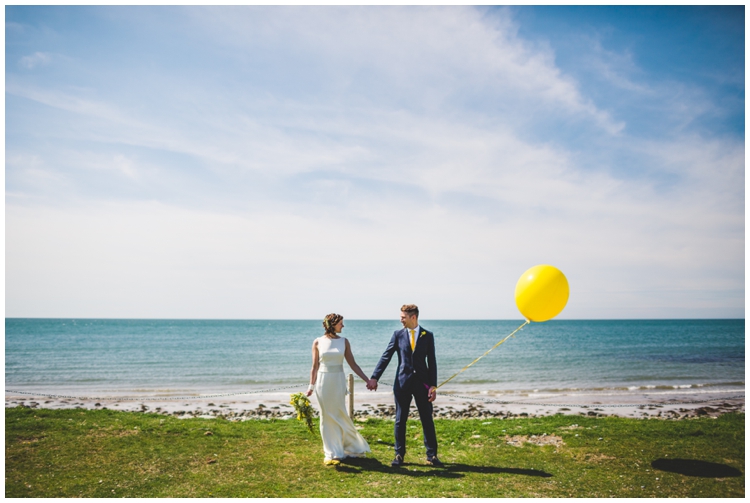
401, 304, 419, 318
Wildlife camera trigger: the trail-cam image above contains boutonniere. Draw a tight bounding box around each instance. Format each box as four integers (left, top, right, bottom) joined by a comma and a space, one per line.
420, 331, 426, 338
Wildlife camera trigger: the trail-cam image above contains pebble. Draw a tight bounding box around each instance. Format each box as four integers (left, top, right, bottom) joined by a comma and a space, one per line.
6, 397, 743, 421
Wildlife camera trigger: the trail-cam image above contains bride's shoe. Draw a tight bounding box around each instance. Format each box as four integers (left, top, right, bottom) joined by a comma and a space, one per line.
324, 458, 341, 466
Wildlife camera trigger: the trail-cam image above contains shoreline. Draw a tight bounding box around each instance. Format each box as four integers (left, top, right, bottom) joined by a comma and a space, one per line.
6, 386, 743, 421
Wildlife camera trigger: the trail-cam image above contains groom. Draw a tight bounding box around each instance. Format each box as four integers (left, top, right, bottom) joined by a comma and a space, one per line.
368, 304, 442, 467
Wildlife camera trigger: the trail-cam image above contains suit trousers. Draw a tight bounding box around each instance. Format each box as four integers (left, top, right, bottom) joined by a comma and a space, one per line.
393, 377, 438, 458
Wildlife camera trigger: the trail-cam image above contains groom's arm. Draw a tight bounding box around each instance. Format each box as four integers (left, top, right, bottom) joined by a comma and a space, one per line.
427, 331, 437, 388
371, 331, 398, 382
425, 331, 438, 402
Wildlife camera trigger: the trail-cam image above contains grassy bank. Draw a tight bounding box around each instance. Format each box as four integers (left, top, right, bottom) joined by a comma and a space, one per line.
5, 407, 744, 497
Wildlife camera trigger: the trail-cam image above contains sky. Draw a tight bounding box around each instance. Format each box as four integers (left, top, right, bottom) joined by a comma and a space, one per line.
4, 5, 745, 320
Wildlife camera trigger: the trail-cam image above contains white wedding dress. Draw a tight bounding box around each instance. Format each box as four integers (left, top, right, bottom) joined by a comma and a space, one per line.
314, 336, 371, 461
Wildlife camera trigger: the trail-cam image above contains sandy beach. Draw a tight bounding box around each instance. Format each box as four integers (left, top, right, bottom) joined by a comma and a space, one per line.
6, 386, 743, 421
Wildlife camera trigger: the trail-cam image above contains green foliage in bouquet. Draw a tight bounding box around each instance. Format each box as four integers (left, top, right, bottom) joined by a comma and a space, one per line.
290, 392, 316, 434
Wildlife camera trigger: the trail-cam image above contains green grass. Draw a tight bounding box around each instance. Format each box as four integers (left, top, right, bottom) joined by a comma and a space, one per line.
5, 407, 744, 497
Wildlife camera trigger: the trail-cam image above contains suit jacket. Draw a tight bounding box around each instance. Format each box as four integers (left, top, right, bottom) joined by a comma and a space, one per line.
372, 327, 437, 389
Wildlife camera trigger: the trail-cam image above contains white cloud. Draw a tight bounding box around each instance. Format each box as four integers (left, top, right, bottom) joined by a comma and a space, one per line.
184, 6, 625, 132
6, 7, 626, 187
6, 124, 743, 320
5, 6, 743, 319
6, 82, 141, 127
19, 51, 51, 69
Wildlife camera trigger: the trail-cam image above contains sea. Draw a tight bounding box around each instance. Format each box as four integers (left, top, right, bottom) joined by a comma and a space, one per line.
4, 319, 745, 400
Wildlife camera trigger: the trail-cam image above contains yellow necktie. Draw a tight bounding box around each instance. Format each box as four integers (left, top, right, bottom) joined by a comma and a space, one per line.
410, 329, 415, 351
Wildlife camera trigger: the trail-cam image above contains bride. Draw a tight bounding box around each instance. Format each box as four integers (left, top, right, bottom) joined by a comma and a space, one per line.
306, 313, 374, 465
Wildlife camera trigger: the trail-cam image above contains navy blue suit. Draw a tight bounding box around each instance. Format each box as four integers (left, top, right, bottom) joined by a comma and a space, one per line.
371, 327, 438, 458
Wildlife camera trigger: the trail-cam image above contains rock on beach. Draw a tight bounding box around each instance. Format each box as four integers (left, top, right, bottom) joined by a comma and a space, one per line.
5, 391, 744, 422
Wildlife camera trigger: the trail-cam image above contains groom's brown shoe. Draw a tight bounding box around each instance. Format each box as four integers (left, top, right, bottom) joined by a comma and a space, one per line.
426, 456, 444, 467
391, 454, 404, 467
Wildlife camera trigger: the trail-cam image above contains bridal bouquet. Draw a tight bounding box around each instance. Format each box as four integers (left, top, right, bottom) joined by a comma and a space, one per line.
290, 392, 316, 434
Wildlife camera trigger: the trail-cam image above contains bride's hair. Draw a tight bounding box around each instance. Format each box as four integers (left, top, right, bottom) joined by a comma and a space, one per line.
323, 313, 343, 336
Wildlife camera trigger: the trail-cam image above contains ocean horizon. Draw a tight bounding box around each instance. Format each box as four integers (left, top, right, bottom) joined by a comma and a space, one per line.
5, 318, 745, 399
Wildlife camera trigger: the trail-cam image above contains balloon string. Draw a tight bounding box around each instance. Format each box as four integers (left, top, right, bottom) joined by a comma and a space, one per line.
437, 320, 530, 389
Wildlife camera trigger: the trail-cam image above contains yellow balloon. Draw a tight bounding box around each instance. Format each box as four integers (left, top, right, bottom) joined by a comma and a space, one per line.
514, 265, 569, 322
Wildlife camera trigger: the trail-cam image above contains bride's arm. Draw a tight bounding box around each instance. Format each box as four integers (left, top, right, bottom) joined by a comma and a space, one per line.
307, 340, 320, 397
344, 339, 370, 383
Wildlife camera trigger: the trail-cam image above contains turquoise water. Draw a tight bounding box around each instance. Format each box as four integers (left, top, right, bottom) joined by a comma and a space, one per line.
4, 319, 744, 396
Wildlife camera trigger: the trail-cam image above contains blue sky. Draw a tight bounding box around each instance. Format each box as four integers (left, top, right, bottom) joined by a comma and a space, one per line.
5, 6, 744, 319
